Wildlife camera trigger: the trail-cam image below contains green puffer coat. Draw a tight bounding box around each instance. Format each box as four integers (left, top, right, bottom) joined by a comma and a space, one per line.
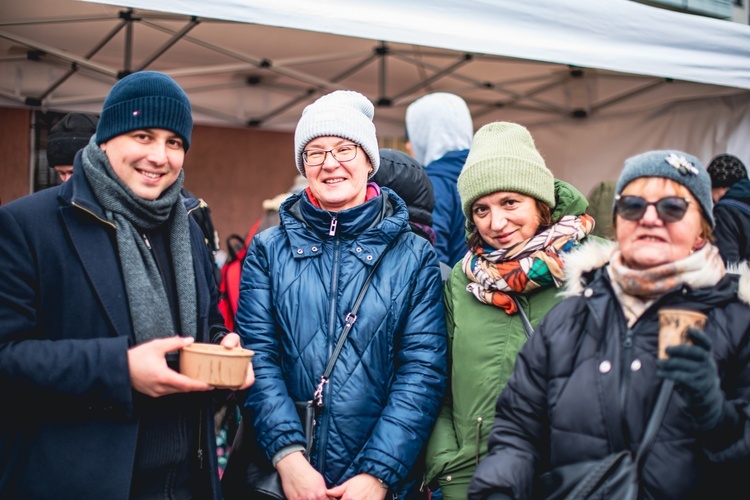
424, 180, 593, 500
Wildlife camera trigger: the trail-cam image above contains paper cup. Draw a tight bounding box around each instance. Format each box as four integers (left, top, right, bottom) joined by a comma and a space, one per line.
179, 343, 253, 388
657, 308, 707, 359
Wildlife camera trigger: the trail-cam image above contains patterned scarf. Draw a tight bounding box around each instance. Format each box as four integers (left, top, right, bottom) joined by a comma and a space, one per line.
80, 137, 197, 344
607, 244, 725, 326
463, 214, 595, 314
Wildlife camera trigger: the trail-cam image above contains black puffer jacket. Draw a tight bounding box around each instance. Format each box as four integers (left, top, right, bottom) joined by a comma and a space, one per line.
469, 241, 750, 500
714, 178, 750, 265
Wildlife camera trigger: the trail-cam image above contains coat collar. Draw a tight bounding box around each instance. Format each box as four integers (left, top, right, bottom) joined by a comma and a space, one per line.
279, 186, 410, 262
560, 239, 750, 306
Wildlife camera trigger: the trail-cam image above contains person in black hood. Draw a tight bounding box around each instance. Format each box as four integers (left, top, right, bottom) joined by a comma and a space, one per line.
707, 153, 750, 265
374, 148, 451, 280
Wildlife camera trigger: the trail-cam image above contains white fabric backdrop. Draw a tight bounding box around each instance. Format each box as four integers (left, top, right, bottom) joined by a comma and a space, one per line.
529, 92, 750, 196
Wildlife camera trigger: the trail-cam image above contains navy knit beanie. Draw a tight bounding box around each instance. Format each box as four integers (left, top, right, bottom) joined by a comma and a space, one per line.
614, 150, 714, 228
96, 71, 193, 151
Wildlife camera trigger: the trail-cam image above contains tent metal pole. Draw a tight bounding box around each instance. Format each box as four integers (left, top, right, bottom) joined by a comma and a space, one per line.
135, 17, 201, 72
0, 30, 118, 78
248, 88, 317, 126
377, 42, 389, 105
123, 12, 134, 75
37, 19, 129, 101
390, 54, 473, 102
590, 79, 668, 114
140, 19, 340, 90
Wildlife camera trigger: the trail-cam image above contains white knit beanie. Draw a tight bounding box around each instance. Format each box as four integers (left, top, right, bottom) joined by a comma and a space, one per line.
294, 90, 379, 177
405, 92, 473, 166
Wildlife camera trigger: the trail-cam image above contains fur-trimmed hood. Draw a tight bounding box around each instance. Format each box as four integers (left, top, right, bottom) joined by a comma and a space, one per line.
560, 240, 750, 305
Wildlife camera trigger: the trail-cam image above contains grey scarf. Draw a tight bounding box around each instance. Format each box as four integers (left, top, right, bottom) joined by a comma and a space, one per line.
81, 137, 197, 343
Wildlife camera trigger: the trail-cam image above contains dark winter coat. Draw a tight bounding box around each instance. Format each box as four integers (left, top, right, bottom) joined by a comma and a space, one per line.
425, 149, 470, 267
0, 169, 226, 499
236, 187, 447, 494
469, 241, 750, 500
714, 178, 750, 265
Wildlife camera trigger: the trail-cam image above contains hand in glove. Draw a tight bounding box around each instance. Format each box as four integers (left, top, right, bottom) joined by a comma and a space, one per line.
657, 327, 728, 432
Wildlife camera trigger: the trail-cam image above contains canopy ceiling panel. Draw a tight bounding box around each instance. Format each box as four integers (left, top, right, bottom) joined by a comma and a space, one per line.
0, 0, 748, 137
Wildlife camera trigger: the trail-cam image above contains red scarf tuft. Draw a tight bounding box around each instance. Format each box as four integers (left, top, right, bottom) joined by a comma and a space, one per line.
304, 183, 380, 209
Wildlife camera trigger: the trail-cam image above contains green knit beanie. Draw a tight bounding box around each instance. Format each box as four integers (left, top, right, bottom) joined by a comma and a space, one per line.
457, 121, 555, 220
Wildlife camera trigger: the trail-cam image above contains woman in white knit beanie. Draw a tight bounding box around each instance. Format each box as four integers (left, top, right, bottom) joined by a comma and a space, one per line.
233, 90, 448, 500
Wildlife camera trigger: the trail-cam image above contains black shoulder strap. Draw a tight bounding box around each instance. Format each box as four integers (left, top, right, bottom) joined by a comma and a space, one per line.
716, 198, 750, 217
634, 379, 674, 471
511, 295, 534, 339
313, 241, 392, 406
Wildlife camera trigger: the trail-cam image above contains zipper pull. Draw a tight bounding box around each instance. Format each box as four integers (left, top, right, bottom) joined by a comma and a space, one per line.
141, 233, 152, 250
328, 216, 338, 236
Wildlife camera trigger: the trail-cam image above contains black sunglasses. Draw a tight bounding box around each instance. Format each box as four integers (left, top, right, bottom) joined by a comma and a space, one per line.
614, 195, 691, 223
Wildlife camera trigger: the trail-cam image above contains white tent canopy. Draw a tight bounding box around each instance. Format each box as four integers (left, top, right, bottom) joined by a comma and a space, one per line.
100, 0, 750, 90
1, 0, 749, 194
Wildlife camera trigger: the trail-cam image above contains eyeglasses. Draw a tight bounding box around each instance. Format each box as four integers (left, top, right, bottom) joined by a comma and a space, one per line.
302, 144, 360, 166
614, 195, 691, 223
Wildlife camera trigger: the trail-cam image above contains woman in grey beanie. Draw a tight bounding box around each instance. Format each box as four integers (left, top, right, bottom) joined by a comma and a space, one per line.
469, 150, 750, 499
233, 90, 447, 499
425, 121, 596, 499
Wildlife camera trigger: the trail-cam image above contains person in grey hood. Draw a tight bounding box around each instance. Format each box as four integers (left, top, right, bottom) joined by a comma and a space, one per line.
406, 92, 474, 267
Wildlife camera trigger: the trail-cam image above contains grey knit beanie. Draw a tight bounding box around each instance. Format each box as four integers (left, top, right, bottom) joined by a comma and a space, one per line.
614, 150, 714, 228
457, 122, 555, 220
96, 71, 193, 151
294, 90, 379, 177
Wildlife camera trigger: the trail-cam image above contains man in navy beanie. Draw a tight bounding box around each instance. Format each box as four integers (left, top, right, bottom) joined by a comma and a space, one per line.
0, 71, 253, 499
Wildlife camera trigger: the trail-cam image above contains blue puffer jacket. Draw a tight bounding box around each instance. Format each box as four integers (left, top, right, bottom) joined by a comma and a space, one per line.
236, 187, 448, 492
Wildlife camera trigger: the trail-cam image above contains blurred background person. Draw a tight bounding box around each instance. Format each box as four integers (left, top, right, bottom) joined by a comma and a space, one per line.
235, 90, 447, 499
424, 122, 595, 500
374, 148, 451, 280
707, 153, 750, 265
586, 179, 616, 240
406, 92, 474, 268
469, 150, 750, 499
46, 111, 99, 182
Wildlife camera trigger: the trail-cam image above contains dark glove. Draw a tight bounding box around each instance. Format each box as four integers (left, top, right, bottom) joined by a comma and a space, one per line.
657, 327, 727, 432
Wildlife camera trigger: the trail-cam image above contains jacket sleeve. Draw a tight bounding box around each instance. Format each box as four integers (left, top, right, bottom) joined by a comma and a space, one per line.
235, 237, 307, 459
713, 206, 743, 265
702, 300, 750, 462
425, 270, 459, 484
188, 217, 229, 343
355, 243, 448, 488
430, 176, 459, 266
468, 310, 552, 500
0, 205, 133, 416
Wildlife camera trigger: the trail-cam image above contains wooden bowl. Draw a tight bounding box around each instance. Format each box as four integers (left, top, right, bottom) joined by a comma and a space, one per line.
179, 343, 253, 388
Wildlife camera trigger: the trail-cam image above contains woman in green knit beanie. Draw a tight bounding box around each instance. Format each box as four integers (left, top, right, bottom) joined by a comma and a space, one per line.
423, 121, 596, 499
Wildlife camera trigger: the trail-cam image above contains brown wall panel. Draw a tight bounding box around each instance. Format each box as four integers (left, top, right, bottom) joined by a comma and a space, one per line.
0, 108, 31, 205
184, 124, 297, 249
